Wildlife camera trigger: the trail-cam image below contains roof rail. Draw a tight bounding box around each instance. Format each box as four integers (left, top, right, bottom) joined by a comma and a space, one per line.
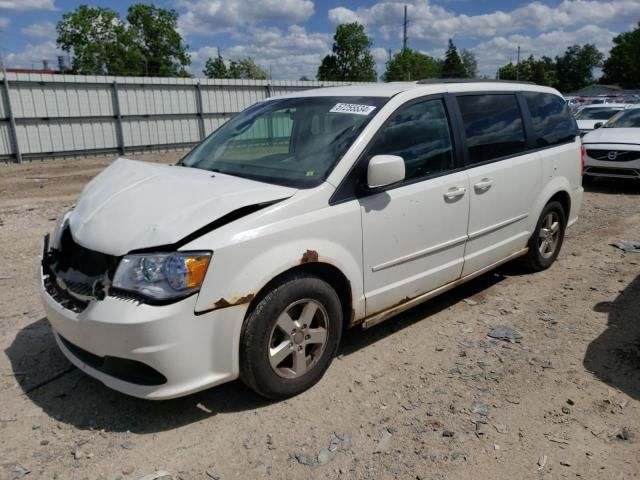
416, 78, 536, 85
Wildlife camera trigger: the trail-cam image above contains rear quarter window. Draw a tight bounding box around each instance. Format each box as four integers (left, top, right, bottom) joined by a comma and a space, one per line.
524, 92, 578, 147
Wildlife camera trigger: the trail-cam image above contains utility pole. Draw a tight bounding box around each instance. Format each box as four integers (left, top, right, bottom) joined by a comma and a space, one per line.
516, 45, 521, 81
402, 5, 408, 52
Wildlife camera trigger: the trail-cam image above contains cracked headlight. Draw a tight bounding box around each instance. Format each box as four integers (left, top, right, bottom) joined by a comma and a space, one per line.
112, 251, 211, 301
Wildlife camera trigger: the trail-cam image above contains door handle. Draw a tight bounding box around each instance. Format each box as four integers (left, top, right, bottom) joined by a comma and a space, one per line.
474, 178, 493, 193
443, 186, 466, 201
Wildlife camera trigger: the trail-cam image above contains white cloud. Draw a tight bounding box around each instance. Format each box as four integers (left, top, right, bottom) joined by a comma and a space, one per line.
0, 0, 55, 10
178, 0, 314, 35
328, 0, 640, 47
191, 25, 331, 80
20, 21, 56, 39
5, 40, 62, 69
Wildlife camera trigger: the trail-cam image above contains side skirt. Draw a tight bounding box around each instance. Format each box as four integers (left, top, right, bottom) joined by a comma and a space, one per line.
361, 247, 529, 330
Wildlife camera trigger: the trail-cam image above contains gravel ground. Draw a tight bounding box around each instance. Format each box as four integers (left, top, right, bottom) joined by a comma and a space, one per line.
0, 154, 639, 480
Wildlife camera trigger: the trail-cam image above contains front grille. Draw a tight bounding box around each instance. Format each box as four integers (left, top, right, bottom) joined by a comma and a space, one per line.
586, 149, 640, 162
584, 166, 640, 177
58, 335, 167, 386
43, 228, 117, 310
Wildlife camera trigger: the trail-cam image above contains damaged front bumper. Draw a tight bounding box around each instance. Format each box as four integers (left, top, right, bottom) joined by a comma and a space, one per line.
40, 238, 246, 400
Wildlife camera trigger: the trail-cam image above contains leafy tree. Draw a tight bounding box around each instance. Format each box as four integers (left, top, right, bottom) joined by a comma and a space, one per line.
497, 55, 556, 87
554, 44, 603, 92
57, 3, 191, 76
441, 39, 466, 78
299, 75, 311, 81
460, 49, 478, 78
127, 4, 190, 77
227, 58, 268, 80
203, 53, 228, 79
601, 22, 640, 88
317, 23, 376, 81
56, 6, 136, 75
382, 48, 440, 81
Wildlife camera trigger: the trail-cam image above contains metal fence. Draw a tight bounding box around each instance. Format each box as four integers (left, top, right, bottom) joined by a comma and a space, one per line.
0, 73, 367, 162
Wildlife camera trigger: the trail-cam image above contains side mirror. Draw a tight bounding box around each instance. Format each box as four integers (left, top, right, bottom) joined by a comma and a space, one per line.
366, 155, 405, 189
594, 122, 603, 129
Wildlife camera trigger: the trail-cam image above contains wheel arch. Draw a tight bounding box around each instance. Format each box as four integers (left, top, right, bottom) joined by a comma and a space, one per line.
244, 261, 355, 330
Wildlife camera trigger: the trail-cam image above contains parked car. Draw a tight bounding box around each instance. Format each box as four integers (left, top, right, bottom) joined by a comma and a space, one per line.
40, 81, 583, 400
583, 107, 640, 180
575, 104, 631, 135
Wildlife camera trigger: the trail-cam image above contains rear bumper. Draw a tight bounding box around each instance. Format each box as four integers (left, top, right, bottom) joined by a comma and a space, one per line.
40, 270, 246, 400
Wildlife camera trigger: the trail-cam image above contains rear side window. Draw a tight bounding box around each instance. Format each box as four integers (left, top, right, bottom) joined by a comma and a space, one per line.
524, 92, 578, 147
457, 94, 526, 164
368, 99, 454, 182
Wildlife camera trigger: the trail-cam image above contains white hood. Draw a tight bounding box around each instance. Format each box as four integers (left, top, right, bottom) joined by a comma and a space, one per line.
582, 127, 640, 145
69, 158, 296, 256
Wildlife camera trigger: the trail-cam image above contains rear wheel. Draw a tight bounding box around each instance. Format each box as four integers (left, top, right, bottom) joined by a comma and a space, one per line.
239, 274, 342, 399
522, 201, 566, 271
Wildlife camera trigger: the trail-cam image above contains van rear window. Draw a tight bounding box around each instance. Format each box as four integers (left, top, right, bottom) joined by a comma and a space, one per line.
524, 92, 578, 147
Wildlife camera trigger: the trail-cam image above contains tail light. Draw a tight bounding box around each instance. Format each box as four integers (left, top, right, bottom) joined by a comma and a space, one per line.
580, 145, 585, 176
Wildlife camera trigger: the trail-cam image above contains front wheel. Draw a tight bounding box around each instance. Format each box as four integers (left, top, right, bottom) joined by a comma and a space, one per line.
239, 274, 342, 399
522, 201, 566, 271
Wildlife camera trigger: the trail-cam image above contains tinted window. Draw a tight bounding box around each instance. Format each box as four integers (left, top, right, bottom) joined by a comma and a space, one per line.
575, 107, 623, 120
524, 92, 578, 147
368, 99, 454, 182
457, 94, 526, 164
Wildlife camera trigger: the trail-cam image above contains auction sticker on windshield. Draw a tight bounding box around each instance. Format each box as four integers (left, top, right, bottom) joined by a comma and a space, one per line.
330, 103, 377, 115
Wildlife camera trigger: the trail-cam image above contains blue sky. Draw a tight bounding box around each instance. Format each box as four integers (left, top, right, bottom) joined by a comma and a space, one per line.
0, 0, 638, 79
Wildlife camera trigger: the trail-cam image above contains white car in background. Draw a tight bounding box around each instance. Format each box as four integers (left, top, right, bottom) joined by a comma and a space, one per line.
583, 107, 640, 180
575, 103, 631, 135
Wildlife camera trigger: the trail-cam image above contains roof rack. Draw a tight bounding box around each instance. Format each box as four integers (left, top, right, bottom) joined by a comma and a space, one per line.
416, 78, 536, 85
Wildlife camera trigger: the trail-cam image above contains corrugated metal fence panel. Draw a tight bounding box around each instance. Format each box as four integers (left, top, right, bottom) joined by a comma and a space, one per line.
0, 73, 373, 160
16, 119, 118, 154
119, 85, 198, 116
0, 123, 11, 155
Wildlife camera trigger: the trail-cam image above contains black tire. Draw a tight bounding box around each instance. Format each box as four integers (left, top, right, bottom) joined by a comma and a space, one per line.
239, 273, 342, 399
522, 201, 566, 272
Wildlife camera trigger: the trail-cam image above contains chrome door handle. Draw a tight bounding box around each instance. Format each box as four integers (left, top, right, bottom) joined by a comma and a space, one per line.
474, 178, 493, 193
443, 186, 466, 201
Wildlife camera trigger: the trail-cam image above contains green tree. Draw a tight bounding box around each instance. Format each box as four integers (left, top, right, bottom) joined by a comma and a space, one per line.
57, 3, 191, 76
497, 55, 556, 87
126, 4, 190, 77
227, 58, 268, 80
601, 22, 640, 88
460, 49, 478, 78
56, 5, 136, 75
441, 39, 466, 78
203, 53, 228, 78
382, 48, 440, 81
554, 44, 603, 92
317, 23, 376, 81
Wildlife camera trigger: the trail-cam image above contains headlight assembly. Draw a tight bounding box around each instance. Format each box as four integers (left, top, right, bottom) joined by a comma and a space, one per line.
112, 251, 211, 301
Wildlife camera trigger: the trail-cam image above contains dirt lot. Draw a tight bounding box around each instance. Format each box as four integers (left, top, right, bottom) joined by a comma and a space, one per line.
1, 154, 639, 480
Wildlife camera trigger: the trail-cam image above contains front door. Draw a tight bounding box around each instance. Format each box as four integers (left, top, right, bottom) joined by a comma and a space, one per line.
359, 98, 470, 316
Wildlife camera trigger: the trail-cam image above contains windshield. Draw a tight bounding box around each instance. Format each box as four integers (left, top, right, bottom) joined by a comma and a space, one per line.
181, 96, 387, 188
576, 107, 622, 120
604, 108, 640, 128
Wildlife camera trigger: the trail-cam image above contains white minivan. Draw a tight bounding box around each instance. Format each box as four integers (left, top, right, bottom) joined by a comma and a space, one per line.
41, 81, 583, 400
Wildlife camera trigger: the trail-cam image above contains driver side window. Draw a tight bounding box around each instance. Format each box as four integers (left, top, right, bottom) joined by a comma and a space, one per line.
369, 99, 454, 183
